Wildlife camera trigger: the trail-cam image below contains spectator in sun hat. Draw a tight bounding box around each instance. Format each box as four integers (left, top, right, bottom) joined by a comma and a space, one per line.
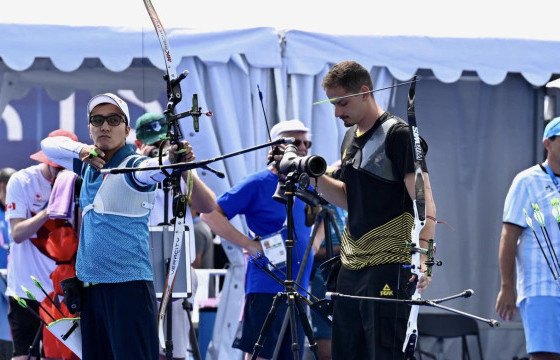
5, 129, 77, 359
270, 119, 312, 157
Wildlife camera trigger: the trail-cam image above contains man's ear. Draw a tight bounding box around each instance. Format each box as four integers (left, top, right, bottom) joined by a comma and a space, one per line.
360, 85, 371, 100
544, 138, 551, 151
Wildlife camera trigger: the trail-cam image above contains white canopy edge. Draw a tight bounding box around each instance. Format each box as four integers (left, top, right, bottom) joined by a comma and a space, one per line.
283, 30, 560, 86
1, 24, 560, 86
0, 24, 282, 72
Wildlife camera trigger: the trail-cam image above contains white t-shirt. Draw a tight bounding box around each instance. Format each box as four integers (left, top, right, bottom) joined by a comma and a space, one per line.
5, 165, 56, 300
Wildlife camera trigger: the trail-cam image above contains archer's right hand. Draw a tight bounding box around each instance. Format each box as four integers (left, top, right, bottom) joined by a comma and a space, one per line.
80, 145, 106, 169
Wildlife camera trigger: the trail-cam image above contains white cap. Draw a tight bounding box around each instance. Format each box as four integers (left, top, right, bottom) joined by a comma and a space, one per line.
87, 93, 130, 124
270, 119, 310, 140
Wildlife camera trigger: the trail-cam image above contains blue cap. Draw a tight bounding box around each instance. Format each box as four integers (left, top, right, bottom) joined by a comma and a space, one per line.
543, 117, 560, 141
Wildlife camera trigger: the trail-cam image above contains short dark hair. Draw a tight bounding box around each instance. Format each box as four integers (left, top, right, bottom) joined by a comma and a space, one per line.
0, 167, 16, 184
322, 61, 374, 95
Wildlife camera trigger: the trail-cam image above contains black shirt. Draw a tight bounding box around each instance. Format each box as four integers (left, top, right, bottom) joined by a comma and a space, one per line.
340, 112, 428, 241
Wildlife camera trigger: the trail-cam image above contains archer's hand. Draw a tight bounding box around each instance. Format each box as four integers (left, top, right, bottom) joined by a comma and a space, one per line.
412, 272, 432, 293
79, 145, 106, 169
495, 286, 517, 321
169, 141, 195, 164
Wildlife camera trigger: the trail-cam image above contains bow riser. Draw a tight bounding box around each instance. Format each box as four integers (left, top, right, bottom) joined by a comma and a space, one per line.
402, 75, 428, 359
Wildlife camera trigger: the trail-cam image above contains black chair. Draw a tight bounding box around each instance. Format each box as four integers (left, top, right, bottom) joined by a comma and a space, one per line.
416, 313, 484, 360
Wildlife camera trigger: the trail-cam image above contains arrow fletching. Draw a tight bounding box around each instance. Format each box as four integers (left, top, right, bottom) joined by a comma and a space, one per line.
532, 203, 546, 227
13, 295, 28, 308
31, 275, 44, 290
524, 209, 535, 230
552, 198, 560, 223
21, 286, 37, 301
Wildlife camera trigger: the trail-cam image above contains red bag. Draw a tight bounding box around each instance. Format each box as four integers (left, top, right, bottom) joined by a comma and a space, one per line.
51, 263, 76, 296
30, 217, 67, 260
46, 226, 79, 263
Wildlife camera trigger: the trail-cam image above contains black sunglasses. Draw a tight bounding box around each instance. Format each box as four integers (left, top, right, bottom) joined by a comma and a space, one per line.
89, 114, 127, 127
292, 139, 312, 148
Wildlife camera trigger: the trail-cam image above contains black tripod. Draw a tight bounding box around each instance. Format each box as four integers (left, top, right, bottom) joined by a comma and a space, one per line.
251, 173, 319, 360
310, 204, 342, 261
271, 203, 341, 358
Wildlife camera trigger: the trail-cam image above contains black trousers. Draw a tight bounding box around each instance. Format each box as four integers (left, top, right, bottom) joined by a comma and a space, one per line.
81, 280, 159, 360
332, 263, 412, 360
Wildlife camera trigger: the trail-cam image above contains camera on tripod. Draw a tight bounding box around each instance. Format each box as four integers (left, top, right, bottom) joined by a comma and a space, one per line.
276, 144, 326, 178
273, 144, 327, 205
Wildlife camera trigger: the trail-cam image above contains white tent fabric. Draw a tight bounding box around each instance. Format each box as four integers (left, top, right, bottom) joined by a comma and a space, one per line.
282, 30, 560, 86
2, 23, 560, 359
3, 24, 560, 85
0, 24, 281, 72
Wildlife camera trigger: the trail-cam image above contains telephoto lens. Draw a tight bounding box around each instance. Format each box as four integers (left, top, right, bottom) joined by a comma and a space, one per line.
277, 145, 326, 177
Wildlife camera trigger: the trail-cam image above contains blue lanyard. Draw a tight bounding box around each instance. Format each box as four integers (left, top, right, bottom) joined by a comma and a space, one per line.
544, 162, 560, 193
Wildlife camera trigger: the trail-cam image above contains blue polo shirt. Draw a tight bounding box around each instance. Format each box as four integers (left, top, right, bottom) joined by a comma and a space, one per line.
218, 169, 313, 294
73, 145, 155, 283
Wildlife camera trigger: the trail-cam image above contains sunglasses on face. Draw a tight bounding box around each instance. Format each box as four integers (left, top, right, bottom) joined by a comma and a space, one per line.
89, 114, 126, 127
292, 139, 312, 148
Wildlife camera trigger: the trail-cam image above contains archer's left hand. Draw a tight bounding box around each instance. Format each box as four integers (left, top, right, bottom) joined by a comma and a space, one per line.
411, 272, 432, 293
169, 141, 195, 164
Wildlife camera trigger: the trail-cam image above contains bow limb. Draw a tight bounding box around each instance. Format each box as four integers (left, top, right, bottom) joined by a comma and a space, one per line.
402, 75, 427, 360
143, 0, 190, 140
143, 0, 178, 87
142, 0, 189, 350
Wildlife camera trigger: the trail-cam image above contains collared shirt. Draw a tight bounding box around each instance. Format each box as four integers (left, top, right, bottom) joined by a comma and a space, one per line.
503, 164, 560, 304
74, 145, 156, 283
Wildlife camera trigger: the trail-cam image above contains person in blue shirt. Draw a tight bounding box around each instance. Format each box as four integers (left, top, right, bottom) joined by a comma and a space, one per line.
496, 117, 560, 360
41, 93, 195, 360
201, 119, 314, 360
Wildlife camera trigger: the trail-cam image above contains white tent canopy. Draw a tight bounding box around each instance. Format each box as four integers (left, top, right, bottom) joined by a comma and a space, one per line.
283, 30, 560, 85
0, 25, 281, 72
2, 24, 560, 85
